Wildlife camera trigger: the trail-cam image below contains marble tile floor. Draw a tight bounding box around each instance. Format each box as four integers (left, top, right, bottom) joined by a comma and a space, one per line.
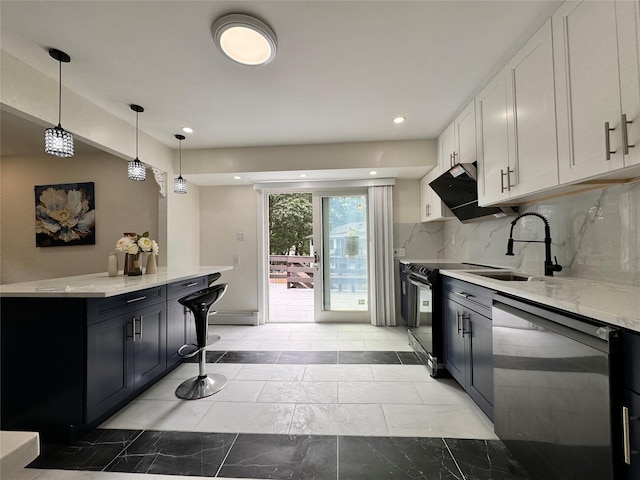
21, 323, 516, 480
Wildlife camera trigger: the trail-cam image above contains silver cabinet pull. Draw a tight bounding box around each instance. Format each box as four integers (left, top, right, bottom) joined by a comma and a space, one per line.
500, 169, 507, 193
129, 317, 136, 342
126, 295, 147, 304
622, 114, 635, 155
623, 406, 639, 465
462, 313, 471, 337
186, 282, 198, 287
138, 315, 143, 340
605, 122, 616, 160
507, 167, 514, 190
450, 152, 454, 168
456, 311, 462, 335
452, 291, 473, 299
452, 151, 458, 166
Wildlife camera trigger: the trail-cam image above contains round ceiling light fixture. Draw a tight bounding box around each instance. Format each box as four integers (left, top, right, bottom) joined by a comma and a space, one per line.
212, 13, 277, 66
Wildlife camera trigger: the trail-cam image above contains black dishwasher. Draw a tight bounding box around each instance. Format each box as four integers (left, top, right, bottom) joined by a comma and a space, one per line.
492, 294, 623, 480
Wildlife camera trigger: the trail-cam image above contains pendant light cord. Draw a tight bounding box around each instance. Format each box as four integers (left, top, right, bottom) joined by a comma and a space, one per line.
179, 138, 182, 175
57, 59, 62, 126
135, 110, 139, 159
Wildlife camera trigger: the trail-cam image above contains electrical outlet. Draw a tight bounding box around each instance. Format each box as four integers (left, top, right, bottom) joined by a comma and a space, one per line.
394, 248, 406, 257
236, 232, 245, 241
232, 255, 239, 265
451, 234, 456, 245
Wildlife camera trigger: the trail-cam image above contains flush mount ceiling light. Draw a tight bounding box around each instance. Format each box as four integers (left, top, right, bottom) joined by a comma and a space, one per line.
393, 116, 406, 124
44, 48, 74, 157
174, 134, 187, 194
128, 104, 146, 181
182, 127, 194, 134
212, 13, 277, 66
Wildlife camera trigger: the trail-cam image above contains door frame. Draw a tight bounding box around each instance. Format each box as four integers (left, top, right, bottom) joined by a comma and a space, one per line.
255, 178, 393, 325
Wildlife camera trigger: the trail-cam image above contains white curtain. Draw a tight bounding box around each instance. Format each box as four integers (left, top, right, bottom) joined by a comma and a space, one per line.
368, 185, 396, 326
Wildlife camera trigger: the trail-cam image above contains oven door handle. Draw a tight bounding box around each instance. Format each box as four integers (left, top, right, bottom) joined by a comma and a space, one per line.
452, 291, 473, 299
408, 277, 432, 289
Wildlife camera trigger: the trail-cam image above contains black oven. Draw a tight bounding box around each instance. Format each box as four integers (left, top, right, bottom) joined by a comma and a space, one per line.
405, 262, 495, 377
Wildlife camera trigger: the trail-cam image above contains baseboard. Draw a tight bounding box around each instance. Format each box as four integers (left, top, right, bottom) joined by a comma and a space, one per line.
209, 311, 259, 326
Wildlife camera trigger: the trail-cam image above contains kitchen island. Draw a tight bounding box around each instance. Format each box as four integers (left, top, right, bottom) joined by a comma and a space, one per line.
0, 266, 232, 442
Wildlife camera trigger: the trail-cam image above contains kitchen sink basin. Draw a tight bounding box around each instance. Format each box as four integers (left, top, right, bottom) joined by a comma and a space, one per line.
471, 271, 533, 281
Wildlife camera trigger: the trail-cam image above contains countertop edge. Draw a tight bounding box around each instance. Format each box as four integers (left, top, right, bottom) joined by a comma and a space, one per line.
440, 269, 640, 334
0, 266, 234, 298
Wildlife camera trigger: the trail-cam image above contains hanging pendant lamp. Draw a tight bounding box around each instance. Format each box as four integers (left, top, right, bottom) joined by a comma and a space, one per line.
128, 104, 146, 181
174, 134, 187, 194
44, 48, 74, 157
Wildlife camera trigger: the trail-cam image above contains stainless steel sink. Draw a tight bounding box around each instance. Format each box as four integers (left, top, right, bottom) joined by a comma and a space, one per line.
471, 271, 533, 281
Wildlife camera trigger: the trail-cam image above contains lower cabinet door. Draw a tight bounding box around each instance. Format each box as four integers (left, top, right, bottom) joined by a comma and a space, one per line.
466, 311, 494, 420
86, 314, 134, 423
133, 303, 167, 389
167, 299, 188, 367
443, 299, 466, 386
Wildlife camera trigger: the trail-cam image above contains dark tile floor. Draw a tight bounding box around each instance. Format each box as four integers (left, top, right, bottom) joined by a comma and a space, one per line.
191, 350, 421, 365
30, 428, 530, 479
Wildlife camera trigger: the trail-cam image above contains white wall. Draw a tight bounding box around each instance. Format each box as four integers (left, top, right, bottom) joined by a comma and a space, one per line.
393, 179, 421, 223
199, 185, 259, 311
166, 181, 200, 267
0, 151, 159, 284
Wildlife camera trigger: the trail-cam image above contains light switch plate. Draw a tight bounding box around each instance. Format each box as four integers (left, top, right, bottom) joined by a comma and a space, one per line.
393, 248, 406, 257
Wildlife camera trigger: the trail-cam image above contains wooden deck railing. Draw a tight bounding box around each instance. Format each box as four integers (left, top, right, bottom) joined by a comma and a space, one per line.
269, 255, 314, 289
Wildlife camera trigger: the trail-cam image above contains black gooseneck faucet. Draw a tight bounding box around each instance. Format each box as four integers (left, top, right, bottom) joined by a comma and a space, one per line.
506, 212, 563, 276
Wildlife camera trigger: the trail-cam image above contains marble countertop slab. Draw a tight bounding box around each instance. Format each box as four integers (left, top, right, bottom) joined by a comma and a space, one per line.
0, 266, 233, 298
441, 269, 640, 333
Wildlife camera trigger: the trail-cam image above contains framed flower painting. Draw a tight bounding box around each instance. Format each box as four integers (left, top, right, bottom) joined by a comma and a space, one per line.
35, 182, 96, 247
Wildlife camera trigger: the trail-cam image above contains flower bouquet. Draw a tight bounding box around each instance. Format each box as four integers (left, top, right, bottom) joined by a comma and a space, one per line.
116, 232, 159, 275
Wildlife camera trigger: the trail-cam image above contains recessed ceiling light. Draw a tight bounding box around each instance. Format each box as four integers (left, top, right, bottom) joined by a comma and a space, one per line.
212, 13, 277, 66
393, 116, 406, 124
299, 174, 308, 178
182, 127, 194, 134
233, 175, 242, 180
369, 171, 378, 175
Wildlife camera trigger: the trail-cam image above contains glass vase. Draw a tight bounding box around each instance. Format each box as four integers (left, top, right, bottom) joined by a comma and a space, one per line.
125, 253, 142, 276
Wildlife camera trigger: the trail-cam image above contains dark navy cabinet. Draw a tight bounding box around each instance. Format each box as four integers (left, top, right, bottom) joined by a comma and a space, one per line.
0, 275, 212, 442
623, 331, 640, 479
442, 277, 494, 420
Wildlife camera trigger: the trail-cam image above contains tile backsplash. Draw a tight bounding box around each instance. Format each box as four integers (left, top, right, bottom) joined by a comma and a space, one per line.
442, 182, 640, 286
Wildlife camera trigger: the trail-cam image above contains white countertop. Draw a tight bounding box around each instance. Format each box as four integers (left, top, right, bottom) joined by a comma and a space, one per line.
0, 266, 233, 298
441, 269, 640, 334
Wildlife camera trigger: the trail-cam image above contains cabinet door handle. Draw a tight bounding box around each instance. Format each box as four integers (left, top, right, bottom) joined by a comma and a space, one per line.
450, 152, 454, 168
500, 169, 507, 193
605, 122, 616, 160
623, 406, 639, 465
462, 313, 471, 337
186, 282, 198, 288
452, 151, 458, 166
622, 114, 635, 155
507, 167, 514, 190
452, 291, 473, 299
136, 315, 143, 340
129, 317, 136, 342
456, 311, 462, 335
126, 296, 147, 304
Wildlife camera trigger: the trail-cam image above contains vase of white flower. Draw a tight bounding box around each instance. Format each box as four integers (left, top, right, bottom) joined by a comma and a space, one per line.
116, 232, 158, 277
125, 252, 142, 276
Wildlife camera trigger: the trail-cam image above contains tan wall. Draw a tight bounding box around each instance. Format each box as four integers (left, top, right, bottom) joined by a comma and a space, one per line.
0, 151, 159, 283
393, 179, 421, 223
199, 185, 258, 311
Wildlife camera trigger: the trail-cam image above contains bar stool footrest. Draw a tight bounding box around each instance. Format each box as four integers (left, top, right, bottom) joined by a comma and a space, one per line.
177, 343, 199, 358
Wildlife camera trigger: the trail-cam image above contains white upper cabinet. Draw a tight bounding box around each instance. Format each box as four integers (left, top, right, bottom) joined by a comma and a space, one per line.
437, 100, 476, 173
420, 170, 453, 223
477, 19, 558, 206
454, 101, 477, 167
475, 71, 510, 205
437, 122, 455, 175
553, 1, 640, 182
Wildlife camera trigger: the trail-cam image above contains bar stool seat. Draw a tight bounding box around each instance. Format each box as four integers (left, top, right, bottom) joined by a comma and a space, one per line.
175, 283, 228, 400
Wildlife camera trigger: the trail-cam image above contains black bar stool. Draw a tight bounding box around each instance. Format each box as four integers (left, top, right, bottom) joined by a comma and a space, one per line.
175, 283, 228, 400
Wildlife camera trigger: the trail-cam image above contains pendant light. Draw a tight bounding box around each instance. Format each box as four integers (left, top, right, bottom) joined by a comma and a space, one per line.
44, 48, 74, 157
128, 104, 146, 181
174, 134, 187, 194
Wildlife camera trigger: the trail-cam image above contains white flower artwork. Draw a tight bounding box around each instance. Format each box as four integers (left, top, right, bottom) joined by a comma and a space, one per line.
35, 182, 95, 246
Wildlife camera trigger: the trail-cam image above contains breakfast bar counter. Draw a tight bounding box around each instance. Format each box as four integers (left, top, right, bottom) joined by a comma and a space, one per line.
0, 266, 233, 443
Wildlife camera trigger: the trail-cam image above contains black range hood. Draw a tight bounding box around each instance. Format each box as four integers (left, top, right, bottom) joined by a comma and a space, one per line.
429, 163, 516, 223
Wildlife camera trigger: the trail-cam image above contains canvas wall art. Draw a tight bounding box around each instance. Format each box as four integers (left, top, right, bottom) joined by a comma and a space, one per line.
35, 182, 96, 247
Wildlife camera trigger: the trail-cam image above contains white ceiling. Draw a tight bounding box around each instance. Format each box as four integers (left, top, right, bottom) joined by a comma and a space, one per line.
0, 0, 561, 182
